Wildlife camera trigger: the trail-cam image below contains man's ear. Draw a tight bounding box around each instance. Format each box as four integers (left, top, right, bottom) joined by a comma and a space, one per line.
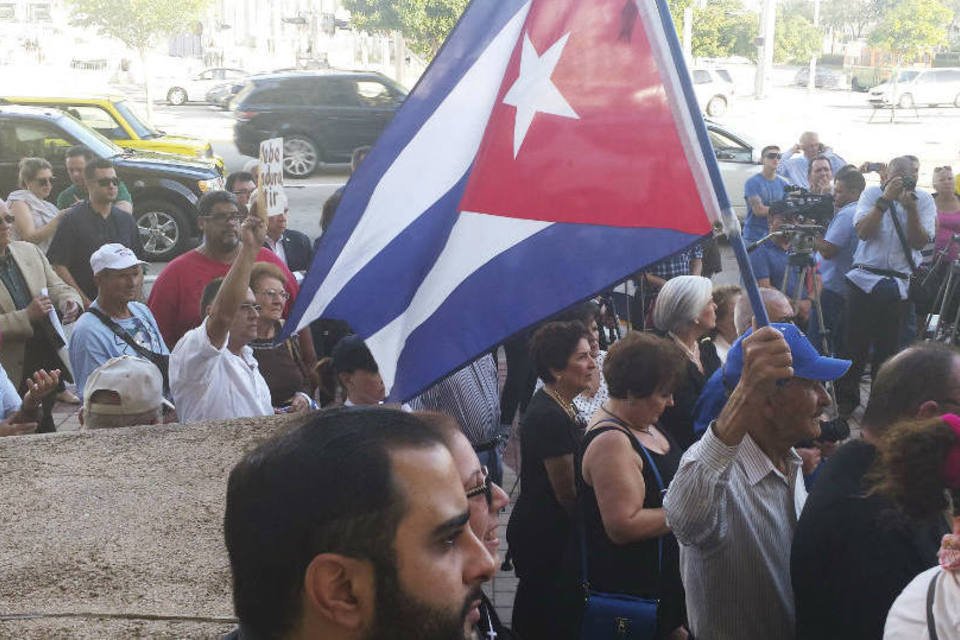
302, 554, 375, 632
916, 400, 942, 420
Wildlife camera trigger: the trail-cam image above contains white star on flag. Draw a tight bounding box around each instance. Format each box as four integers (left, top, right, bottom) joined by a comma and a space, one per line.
503, 31, 580, 158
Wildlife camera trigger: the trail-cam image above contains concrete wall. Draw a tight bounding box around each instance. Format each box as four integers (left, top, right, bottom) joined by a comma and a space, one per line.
0, 413, 307, 638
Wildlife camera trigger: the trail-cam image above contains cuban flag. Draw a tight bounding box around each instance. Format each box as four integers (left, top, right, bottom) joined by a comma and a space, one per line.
285, 0, 730, 401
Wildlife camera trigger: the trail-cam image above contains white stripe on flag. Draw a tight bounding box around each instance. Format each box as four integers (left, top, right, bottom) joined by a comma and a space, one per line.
295, 2, 533, 333
367, 212, 551, 393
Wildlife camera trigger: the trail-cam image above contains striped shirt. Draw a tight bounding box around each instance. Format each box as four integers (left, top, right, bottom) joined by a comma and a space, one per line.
663, 425, 807, 640
408, 353, 500, 445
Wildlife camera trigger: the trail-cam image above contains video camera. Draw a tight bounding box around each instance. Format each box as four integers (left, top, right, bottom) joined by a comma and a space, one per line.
769, 185, 835, 227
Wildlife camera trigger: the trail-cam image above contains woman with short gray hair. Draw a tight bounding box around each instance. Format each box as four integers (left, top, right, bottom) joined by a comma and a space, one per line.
652, 274, 720, 449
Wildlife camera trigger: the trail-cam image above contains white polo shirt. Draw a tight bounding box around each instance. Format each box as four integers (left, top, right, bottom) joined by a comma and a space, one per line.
170, 318, 273, 423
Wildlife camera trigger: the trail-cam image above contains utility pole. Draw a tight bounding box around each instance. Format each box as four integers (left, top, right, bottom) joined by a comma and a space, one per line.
807, 0, 821, 94
755, 0, 776, 99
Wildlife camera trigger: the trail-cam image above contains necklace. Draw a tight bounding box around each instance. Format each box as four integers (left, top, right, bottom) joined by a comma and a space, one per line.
543, 385, 577, 422
601, 404, 652, 435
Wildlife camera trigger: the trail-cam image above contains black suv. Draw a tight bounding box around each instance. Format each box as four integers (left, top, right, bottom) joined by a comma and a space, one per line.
0, 105, 223, 261
232, 71, 406, 178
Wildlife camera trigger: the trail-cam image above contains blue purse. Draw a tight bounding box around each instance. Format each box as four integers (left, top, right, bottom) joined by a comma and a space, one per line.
579, 423, 666, 640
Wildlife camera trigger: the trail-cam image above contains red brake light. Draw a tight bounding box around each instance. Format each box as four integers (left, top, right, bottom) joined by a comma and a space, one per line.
235, 110, 256, 122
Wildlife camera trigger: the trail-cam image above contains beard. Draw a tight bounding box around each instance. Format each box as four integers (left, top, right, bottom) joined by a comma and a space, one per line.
365, 558, 479, 640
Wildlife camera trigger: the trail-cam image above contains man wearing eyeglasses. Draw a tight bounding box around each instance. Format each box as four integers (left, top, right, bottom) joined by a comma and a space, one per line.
224, 171, 256, 208
169, 214, 274, 423
147, 191, 297, 347
46, 159, 142, 307
743, 145, 791, 244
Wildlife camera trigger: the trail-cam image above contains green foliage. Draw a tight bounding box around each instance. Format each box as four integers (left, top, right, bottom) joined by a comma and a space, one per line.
869, 0, 952, 60
344, 0, 468, 59
66, 0, 211, 52
775, 13, 822, 64
820, 0, 882, 39
690, 0, 757, 60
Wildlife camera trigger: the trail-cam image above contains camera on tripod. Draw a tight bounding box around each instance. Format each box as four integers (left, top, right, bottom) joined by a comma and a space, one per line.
770, 186, 835, 227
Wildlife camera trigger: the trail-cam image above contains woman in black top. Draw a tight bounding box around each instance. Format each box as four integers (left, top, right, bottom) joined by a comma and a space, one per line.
652, 275, 720, 449
579, 332, 688, 639
506, 321, 596, 640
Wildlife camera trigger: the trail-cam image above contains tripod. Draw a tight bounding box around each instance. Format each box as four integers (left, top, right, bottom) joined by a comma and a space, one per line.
923, 258, 960, 344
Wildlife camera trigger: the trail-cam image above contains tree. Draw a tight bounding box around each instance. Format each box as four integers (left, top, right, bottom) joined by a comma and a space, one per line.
67, 0, 212, 117
775, 13, 822, 64
344, 0, 468, 60
690, 0, 757, 60
820, 0, 884, 39
869, 0, 952, 61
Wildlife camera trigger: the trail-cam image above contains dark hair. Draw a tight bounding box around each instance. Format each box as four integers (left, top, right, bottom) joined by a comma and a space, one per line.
869, 416, 959, 519
711, 284, 741, 324
224, 408, 444, 639
331, 334, 378, 374
415, 410, 463, 449
83, 157, 115, 180
198, 190, 239, 218
835, 164, 859, 178
529, 321, 590, 384
553, 300, 600, 329
320, 189, 343, 234
65, 145, 94, 161
835, 168, 866, 194
604, 332, 686, 399
807, 154, 832, 178
200, 277, 224, 317
761, 145, 780, 158
862, 343, 960, 435
226, 171, 255, 193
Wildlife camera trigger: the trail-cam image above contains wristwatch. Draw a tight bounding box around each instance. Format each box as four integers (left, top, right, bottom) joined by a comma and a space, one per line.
875, 196, 891, 212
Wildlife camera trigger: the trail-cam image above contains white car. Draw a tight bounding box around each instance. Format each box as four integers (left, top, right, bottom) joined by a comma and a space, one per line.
705, 120, 761, 221
162, 67, 248, 106
868, 68, 960, 109
692, 68, 735, 117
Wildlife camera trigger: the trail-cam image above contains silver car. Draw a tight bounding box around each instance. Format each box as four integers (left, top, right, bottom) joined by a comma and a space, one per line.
705, 120, 761, 221
869, 68, 960, 109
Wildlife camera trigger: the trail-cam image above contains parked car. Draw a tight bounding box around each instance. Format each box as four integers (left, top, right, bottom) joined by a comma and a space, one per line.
0, 105, 223, 261
794, 67, 850, 90
205, 81, 245, 110
0, 95, 223, 169
868, 68, 960, 108
232, 70, 407, 178
705, 119, 761, 221
161, 67, 248, 106
692, 68, 734, 117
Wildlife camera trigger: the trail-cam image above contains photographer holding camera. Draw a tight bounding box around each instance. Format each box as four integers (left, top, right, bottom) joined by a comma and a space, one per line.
836, 156, 936, 416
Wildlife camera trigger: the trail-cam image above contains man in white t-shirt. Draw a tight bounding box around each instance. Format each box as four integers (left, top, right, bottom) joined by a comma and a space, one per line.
169, 213, 273, 423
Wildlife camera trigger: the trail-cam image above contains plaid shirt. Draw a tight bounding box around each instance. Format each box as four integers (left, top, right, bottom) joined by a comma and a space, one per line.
648, 245, 704, 281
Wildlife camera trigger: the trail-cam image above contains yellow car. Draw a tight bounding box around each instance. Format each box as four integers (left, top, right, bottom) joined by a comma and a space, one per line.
0, 96, 224, 171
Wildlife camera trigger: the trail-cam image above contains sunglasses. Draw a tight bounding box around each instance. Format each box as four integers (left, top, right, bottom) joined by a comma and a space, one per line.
34, 177, 54, 186
239, 303, 262, 314
765, 152, 782, 160
97, 178, 120, 187
203, 213, 244, 224
465, 465, 493, 507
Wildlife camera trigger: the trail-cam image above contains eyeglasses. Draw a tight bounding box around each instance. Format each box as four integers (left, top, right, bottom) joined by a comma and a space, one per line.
765, 152, 783, 160
97, 178, 120, 187
231, 189, 253, 197
35, 177, 54, 186
465, 465, 493, 507
239, 303, 262, 314
0, 214, 14, 224
202, 212, 243, 224
256, 288, 290, 301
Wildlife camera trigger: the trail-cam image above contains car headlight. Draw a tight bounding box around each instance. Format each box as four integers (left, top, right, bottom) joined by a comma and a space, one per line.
197, 177, 224, 193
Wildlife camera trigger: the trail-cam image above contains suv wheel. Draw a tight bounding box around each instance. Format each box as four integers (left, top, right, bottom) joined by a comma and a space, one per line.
136, 200, 190, 261
898, 93, 915, 109
283, 135, 320, 178
167, 87, 188, 106
706, 95, 728, 117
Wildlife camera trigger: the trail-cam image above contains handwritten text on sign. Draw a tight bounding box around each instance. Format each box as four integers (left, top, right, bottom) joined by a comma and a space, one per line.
258, 137, 285, 217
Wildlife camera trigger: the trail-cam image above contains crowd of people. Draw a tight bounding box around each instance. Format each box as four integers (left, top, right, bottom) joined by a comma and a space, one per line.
1, 135, 960, 640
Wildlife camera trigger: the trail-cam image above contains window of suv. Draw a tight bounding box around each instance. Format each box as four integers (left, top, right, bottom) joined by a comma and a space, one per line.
692, 70, 712, 85
317, 78, 360, 107
64, 105, 125, 139
246, 82, 312, 107
0, 120, 76, 162
356, 80, 398, 107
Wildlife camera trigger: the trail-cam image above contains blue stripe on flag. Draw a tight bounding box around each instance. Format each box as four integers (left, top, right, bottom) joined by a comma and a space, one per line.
388, 225, 710, 401
288, 0, 530, 330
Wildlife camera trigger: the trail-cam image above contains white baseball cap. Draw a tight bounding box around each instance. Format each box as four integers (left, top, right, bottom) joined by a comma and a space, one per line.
83, 355, 169, 416
89, 243, 146, 276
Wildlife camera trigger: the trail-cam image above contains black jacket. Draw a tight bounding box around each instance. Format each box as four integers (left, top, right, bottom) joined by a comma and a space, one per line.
267, 229, 314, 273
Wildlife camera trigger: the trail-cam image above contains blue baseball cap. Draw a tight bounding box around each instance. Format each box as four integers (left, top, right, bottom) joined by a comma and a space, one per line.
722, 323, 851, 390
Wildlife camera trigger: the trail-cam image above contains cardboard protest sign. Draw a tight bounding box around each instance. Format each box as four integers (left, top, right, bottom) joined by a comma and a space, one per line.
257, 137, 285, 221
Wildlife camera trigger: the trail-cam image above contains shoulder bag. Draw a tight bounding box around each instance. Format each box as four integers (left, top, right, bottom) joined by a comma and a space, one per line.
86, 307, 170, 393
887, 199, 942, 306
578, 420, 665, 640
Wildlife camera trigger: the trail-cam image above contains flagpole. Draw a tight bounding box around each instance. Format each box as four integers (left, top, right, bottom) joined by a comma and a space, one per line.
719, 208, 771, 328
